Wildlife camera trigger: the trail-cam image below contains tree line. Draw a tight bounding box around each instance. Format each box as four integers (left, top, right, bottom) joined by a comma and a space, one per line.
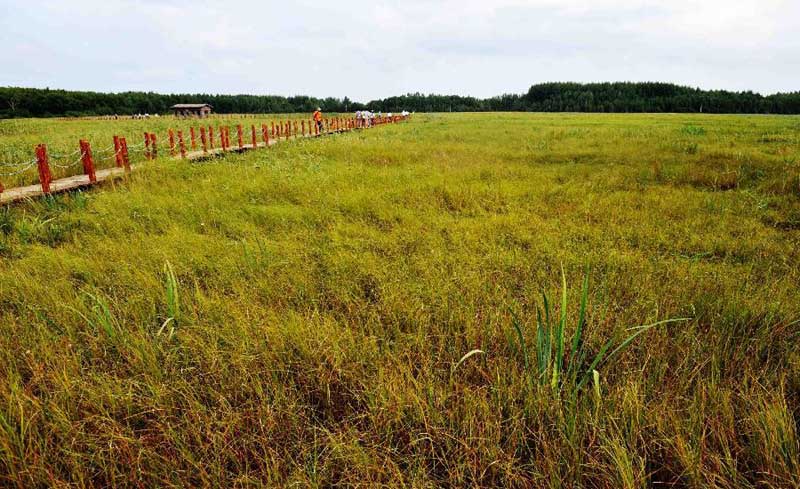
1, 82, 799, 118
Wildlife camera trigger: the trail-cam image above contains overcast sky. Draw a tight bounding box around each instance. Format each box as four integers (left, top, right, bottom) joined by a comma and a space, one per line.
1, 0, 798, 100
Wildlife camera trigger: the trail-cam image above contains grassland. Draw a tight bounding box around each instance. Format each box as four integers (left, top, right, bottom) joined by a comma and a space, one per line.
0, 113, 798, 487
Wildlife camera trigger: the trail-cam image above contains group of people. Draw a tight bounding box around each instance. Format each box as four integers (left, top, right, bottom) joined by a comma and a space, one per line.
355, 110, 377, 127
354, 109, 410, 128
310, 108, 411, 131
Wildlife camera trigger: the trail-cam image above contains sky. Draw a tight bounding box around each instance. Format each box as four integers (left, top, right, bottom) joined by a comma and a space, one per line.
1, 0, 798, 101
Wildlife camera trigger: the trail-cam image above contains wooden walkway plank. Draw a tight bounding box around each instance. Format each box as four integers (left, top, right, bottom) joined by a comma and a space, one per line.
0, 166, 129, 205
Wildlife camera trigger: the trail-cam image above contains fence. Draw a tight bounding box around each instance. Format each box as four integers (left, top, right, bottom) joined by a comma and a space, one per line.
0, 114, 408, 204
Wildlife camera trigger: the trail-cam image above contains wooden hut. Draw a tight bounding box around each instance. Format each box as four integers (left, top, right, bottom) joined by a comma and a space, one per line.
171, 103, 213, 118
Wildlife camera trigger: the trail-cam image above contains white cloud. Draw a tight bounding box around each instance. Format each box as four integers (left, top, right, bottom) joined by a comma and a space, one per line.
0, 0, 797, 99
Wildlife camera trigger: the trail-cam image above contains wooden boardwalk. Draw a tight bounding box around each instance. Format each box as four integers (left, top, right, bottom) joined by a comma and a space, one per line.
0, 129, 349, 206
0, 167, 130, 205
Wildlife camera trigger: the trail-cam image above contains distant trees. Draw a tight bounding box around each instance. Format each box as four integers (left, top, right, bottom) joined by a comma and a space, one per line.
367, 83, 800, 114
1, 83, 799, 118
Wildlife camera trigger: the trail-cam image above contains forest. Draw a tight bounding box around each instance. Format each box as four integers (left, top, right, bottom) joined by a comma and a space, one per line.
1, 82, 799, 117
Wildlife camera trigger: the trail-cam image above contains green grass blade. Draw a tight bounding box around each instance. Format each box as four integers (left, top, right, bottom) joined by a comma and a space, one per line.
568, 269, 590, 381
552, 265, 568, 391
536, 306, 547, 381
510, 309, 530, 373
542, 291, 552, 376
605, 318, 689, 363
164, 261, 180, 325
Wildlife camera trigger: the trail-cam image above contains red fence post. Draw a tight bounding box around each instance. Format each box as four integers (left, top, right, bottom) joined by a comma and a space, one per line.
251, 125, 257, 148
208, 126, 215, 149
271, 121, 275, 138
150, 133, 157, 159
113, 136, 123, 168
144, 132, 151, 160
190, 127, 197, 150
237, 124, 244, 149
293, 121, 298, 137
301, 120, 306, 136
200, 127, 208, 154
79, 140, 97, 183
178, 131, 186, 159
168, 129, 176, 156
262, 124, 269, 146
35, 144, 52, 194
121, 137, 131, 172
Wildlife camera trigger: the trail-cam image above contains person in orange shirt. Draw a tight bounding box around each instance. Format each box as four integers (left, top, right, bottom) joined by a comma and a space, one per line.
313, 107, 323, 134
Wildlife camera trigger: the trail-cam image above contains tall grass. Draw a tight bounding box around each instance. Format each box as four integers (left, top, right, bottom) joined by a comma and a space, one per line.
511, 268, 687, 399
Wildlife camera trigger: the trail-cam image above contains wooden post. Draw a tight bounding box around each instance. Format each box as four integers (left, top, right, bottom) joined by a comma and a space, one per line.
301, 120, 306, 136
200, 127, 208, 154
271, 121, 275, 138
222, 127, 228, 151
313, 119, 318, 135
190, 127, 197, 150
178, 131, 186, 159
144, 132, 151, 160
251, 125, 257, 148
35, 144, 52, 193
168, 129, 176, 156
294, 121, 298, 137
237, 124, 243, 149
79, 140, 97, 183
121, 137, 131, 172
285, 121, 290, 140
150, 133, 157, 158
113, 136, 123, 168
208, 126, 215, 149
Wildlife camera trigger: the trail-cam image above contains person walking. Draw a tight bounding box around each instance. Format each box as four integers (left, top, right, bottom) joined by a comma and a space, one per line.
313, 107, 323, 134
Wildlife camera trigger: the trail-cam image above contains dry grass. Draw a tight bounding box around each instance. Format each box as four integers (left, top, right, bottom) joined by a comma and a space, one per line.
0, 112, 798, 487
